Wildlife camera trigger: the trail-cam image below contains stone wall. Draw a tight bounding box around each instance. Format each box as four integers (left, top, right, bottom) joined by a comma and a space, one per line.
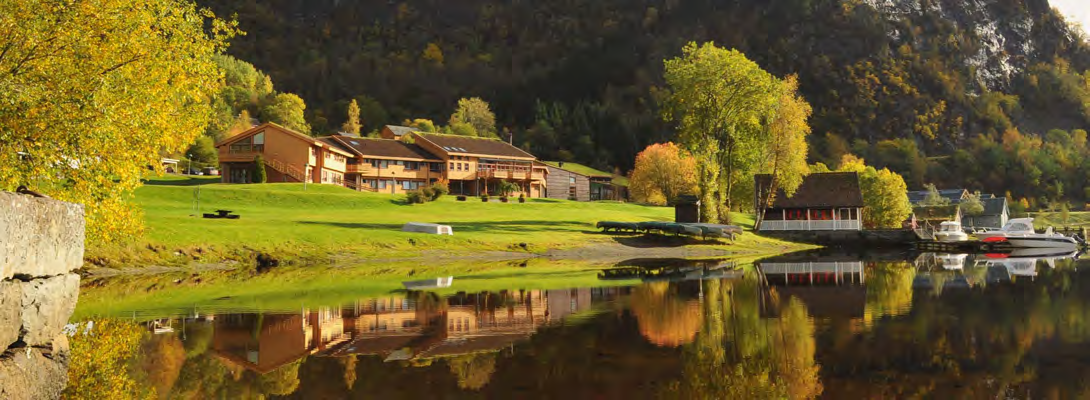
0, 191, 84, 400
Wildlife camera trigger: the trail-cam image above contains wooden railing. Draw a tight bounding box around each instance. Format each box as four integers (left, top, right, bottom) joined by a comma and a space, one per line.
265, 158, 306, 182
344, 179, 377, 192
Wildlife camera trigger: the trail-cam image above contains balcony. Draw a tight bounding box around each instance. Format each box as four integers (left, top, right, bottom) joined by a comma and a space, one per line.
346, 164, 373, 174
758, 219, 861, 231
478, 163, 535, 180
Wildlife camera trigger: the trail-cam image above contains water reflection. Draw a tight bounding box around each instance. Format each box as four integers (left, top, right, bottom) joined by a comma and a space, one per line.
69, 251, 1090, 398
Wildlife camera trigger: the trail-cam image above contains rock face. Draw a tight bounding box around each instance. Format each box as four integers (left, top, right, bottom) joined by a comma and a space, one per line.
0, 346, 70, 400
0, 191, 85, 280
0, 192, 84, 399
859, 0, 1059, 90
18, 274, 80, 347
0, 281, 22, 349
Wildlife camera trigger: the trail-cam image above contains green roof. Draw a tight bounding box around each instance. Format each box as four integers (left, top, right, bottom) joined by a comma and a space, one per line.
543, 161, 628, 187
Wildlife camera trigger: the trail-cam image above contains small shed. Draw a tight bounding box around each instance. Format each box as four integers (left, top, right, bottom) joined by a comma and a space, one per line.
961, 197, 1009, 229
755, 172, 865, 231
674, 195, 701, 223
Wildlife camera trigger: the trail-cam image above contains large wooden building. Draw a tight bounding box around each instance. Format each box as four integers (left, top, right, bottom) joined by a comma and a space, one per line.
754, 172, 865, 232
215, 123, 549, 197
215, 123, 354, 185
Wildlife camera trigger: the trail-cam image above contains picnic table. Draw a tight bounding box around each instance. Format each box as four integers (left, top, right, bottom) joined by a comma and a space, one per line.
203, 209, 240, 219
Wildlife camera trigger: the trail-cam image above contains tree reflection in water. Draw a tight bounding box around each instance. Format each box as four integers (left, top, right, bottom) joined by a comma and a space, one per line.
66, 257, 1090, 398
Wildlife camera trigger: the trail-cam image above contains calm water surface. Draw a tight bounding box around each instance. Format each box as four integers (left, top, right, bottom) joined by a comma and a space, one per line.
77, 251, 1090, 398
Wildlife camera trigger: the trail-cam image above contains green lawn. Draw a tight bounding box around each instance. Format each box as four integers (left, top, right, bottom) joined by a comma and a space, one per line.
87, 176, 802, 267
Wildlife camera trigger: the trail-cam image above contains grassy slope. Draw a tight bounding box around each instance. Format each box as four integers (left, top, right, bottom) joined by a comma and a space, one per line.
87, 176, 802, 267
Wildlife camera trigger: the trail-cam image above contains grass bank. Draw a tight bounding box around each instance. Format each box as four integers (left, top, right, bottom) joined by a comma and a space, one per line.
86, 176, 810, 268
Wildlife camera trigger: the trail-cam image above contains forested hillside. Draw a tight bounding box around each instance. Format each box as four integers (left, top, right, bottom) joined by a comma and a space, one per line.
201, 0, 1090, 205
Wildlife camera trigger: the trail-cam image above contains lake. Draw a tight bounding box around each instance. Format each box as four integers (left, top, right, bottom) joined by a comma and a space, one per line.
66, 250, 1090, 398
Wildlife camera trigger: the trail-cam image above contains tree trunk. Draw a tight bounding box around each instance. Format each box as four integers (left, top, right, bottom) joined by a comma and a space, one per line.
720, 139, 735, 224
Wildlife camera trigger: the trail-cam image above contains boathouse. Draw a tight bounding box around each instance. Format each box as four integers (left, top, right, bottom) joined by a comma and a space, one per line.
754, 172, 865, 232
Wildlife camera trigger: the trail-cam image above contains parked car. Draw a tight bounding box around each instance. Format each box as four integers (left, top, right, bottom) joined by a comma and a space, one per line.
202, 167, 219, 176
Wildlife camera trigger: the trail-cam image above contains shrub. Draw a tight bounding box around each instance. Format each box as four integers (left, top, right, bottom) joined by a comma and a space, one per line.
500, 196, 509, 203
253, 155, 267, 183
420, 186, 436, 200
481, 195, 489, 202
428, 183, 449, 200
407, 190, 428, 204
457, 195, 467, 201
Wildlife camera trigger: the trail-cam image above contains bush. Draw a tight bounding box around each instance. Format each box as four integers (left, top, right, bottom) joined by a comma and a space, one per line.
457, 195, 467, 201
500, 196, 509, 203
420, 186, 436, 200
481, 195, 489, 202
407, 190, 428, 204
428, 183, 449, 200
253, 155, 267, 183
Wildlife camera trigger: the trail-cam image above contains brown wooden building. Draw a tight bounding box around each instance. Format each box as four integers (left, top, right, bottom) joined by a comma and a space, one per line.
215, 123, 354, 185
541, 161, 628, 201
323, 135, 446, 194
755, 172, 865, 231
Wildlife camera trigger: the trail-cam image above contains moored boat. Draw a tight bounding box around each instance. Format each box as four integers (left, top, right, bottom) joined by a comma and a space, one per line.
934, 221, 969, 242
972, 218, 1078, 250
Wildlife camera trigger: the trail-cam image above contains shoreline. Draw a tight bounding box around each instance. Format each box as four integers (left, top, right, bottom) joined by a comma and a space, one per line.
82, 238, 817, 278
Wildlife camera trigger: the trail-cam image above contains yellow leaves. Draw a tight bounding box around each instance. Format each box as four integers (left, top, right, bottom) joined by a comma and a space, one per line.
422, 42, 445, 66
629, 142, 698, 205
65, 319, 153, 400
0, 0, 234, 244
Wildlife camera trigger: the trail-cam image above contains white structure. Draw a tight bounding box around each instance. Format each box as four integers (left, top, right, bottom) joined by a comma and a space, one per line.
402, 222, 453, 235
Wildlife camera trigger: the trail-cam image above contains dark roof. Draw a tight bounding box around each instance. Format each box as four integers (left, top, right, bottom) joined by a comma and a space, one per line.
981, 197, 1008, 216
913, 205, 961, 220
755, 172, 864, 209
384, 125, 418, 136
417, 133, 536, 159
327, 136, 441, 161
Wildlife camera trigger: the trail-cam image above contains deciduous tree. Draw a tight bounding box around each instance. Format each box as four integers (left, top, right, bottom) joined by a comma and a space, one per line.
343, 99, 362, 134
838, 155, 913, 228
0, 0, 235, 243
755, 75, 812, 229
920, 183, 951, 206
664, 42, 780, 222
629, 143, 698, 206
450, 97, 497, 137
262, 93, 311, 134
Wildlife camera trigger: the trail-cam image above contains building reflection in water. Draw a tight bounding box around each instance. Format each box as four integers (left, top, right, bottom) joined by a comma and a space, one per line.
207, 288, 628, 374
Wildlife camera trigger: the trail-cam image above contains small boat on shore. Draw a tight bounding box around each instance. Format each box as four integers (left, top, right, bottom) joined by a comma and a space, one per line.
973, 218, 1079, 250
934, 221, 969, 242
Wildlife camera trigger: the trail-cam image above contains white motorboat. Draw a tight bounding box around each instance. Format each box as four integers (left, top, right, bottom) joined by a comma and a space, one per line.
981, 249, 1079, 278
936, 253, 968, 270
973, 218, 1079, 250
934, 221, 969, 242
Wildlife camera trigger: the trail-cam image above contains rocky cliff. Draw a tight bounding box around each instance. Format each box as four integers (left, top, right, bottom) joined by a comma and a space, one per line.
0, 192, 84, 400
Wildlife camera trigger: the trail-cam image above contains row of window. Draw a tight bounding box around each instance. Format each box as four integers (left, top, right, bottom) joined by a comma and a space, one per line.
449, 162, 471, 171
773, 209, 856, 221
363, 179, 424, 190
325, 152, 346, 163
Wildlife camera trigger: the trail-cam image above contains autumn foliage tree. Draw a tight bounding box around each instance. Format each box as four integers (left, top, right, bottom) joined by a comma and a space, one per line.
0, 0, 235, 243
629, 143, 698, 206
664, 42, 780, 222
755, 75, 813, 229
837, 155, 913, 229
449, 97, 497, 137
342, 99, 362, 134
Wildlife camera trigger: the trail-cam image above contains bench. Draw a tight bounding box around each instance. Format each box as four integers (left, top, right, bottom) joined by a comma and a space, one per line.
203, 209, 240, 219
402, 222, 454, 235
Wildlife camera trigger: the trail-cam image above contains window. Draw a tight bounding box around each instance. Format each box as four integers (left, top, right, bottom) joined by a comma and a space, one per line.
402, 181, 421, 190
449, 162, 454, 170
569, 176, 576, 185
430, 162, 443, 172
457, 163, 462, 171
404, 161, 419, 170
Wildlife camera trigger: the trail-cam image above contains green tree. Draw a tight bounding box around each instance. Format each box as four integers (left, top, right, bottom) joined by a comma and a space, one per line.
0, 0, 235, 243
839, 155, 913, 228
961, 191, 985, 216
405, 118, 438, 132
756, 75, 812, 229
664, 42, 780, 222
447, 353, 497, 390
450, 97, 498, 137
262, 93, 311, 134
921, 183, 951, 206
253, 155, 267, 183
343, 99, 362, 134
186, 136, 218, 167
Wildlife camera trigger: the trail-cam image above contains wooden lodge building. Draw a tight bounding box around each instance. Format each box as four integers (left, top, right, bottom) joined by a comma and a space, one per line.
754, 172, 865, 232
215, 123, 549, 197
542, 161, 628, 201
